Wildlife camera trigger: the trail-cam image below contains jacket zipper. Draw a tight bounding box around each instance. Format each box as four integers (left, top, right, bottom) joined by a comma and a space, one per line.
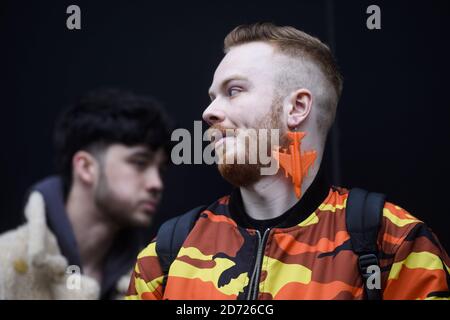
246, 228, 270, 300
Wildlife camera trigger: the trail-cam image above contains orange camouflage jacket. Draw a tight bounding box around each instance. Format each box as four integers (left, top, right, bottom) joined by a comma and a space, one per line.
126, 181, 450, 300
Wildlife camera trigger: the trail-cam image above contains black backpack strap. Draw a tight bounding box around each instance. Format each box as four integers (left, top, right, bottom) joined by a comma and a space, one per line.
156, 205, 206, 289
346, 188, 386, 300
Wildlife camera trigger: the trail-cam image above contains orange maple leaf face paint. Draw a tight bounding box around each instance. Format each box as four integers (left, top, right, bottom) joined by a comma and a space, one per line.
273, 131, 317, 198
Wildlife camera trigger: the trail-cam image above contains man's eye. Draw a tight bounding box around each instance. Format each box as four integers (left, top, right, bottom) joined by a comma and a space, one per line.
131, 159, 148, 169
227, 87, 241, 97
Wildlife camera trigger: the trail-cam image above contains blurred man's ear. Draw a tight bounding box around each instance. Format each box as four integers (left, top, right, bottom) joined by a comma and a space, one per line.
286, 88, 313, 130
72, 150, 99, 186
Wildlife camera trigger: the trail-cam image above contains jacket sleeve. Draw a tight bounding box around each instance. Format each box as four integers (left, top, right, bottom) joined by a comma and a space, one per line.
125, 240, 165, 300
382, 212, 450, 300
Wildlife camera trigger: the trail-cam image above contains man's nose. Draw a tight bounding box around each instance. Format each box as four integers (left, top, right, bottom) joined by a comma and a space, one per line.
145, 167, 163, 195
202, 101, 226, 126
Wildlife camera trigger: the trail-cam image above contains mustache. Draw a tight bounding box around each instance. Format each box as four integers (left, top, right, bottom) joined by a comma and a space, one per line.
206, 125, 237, 142
206, 125, 283, 142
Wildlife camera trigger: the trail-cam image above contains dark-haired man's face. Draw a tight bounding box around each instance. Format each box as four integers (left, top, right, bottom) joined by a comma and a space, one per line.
94, 144, 166, 227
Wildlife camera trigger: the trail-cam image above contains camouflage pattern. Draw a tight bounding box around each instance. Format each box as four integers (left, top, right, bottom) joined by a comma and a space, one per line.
126, 187, 450, 300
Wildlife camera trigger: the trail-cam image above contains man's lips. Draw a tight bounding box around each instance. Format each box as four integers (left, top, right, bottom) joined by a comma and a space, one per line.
214, 136, 235, 148
209, 128, 237, 146
140, 200, 158, 213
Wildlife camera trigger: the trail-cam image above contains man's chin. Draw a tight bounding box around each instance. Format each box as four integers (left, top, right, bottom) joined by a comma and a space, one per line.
218, 162, 262, 187
129, 212, 153, 228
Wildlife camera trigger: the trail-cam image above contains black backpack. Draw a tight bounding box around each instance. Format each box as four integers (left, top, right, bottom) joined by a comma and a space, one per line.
156, 188, 385, 300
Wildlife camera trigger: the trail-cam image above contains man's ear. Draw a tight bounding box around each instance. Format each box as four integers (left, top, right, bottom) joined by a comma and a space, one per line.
286, 88, 313, 130
72, 151, 99, 185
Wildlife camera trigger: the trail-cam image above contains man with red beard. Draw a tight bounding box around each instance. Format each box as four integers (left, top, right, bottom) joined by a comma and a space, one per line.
127, 23, 450, 300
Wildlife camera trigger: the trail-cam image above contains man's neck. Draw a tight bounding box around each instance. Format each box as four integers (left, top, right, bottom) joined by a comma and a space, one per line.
240, 156, 322, 221
65, 183, 119, 282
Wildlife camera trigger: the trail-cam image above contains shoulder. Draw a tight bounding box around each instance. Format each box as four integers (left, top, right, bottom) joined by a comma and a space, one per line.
333, 187, 425, 250
156, 195, 232, 232
379, 201, 424, 251
378, 201, 450, 269
137, 240, 158, 260
133, 240, 164, 282
378, 202, 450, 299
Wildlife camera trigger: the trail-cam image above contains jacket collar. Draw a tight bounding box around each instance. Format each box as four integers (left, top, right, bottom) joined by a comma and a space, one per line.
228, 162, 331, 230
29, 176, 145, 299
31, 176, 82, 267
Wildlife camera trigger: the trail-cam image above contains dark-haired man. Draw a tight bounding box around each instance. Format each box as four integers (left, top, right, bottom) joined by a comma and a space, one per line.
0, 89, 172, 299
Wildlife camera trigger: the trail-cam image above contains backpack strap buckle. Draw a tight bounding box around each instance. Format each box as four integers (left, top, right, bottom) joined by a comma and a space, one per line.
358, 253, 379, 279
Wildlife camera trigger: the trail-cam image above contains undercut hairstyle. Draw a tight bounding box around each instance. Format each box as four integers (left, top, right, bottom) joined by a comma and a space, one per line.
53, 88, 173, 196
224, 22, 343, 138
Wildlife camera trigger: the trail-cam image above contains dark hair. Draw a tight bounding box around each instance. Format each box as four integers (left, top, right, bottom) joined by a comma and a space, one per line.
53, 88, 173, 195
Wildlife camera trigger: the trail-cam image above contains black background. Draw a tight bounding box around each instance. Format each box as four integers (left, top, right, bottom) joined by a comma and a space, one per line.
0, 0, 449, 251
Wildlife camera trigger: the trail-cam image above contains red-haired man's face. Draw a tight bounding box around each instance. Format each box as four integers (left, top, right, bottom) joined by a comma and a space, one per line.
203, 42, 286, 186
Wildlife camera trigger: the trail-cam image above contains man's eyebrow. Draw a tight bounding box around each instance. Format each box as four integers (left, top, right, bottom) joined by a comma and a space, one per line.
129, 149, 153, 158
208, 75, 248, 97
